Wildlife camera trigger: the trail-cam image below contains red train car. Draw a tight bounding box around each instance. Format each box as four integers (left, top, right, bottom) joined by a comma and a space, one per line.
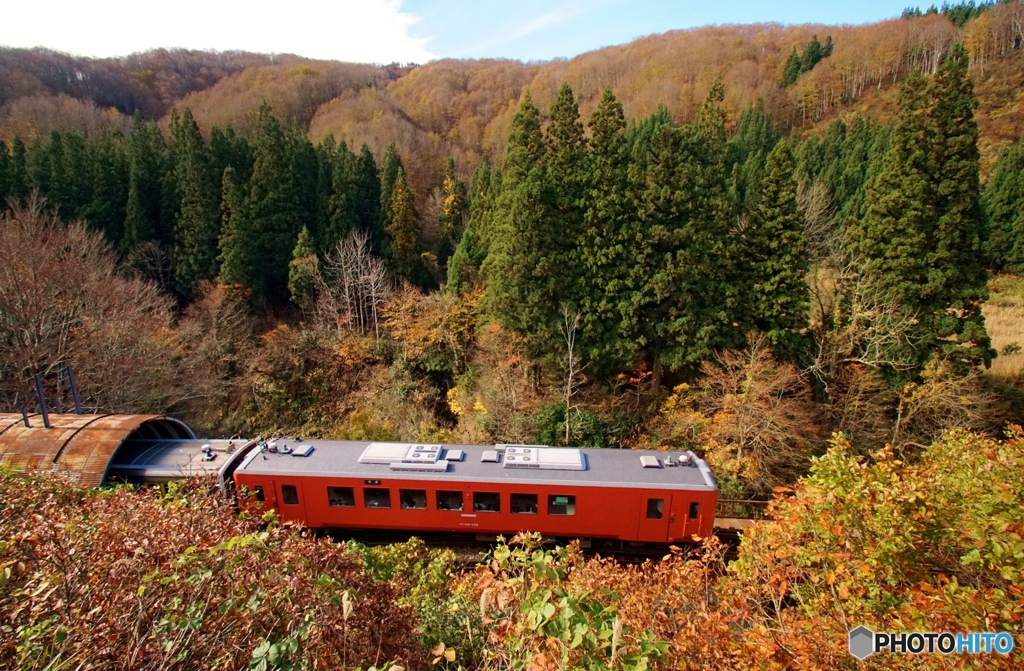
233, 440, 718, 544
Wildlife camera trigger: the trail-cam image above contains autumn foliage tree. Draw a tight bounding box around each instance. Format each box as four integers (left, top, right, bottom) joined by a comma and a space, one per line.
0, 201, 183, 413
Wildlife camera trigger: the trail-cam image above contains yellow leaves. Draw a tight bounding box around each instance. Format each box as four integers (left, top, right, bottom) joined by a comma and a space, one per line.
430, 642, 456, 665
837, 584, 850, 599
446, 387, 465, 416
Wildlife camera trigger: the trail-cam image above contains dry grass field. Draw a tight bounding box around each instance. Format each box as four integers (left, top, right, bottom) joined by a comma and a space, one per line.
985, 274, 1024, 380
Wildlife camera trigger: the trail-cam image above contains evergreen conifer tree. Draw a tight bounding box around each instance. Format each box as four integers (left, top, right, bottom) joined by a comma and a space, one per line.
123, 116, 169, 253
925, 43, 992, 368
727, 100, 780, 209
782, 47, 802, 87
839, 116, 889, 220
26, 136, 50, 196
246, 104, 309, 302
85, 131, 129, 246
447, 159, 496, 293
315, 134, 337, 238
354, 144, 382, 247
801, 35, 824, 72
379, 142, 402, 235
546, 83, 588, 222
44, 132, 67, 217
171, 109, 221, 298
983, 139, 1024, 272
287, 126, 319, 238
288, 225, 318, 309
385, 166, 427, 287
323, 139, 358, 255
209, 125, 253, 192
632, 79, 737, 383
745, 140, 809, 359
481, 90, 563, 358
60, 132, 93, 221
578, 87, 637, 377
437, 156, 467, 265
8, 137, 29, 201
853, 49, 993, 374
814, 117, 847, 196
218, 166, 258, 292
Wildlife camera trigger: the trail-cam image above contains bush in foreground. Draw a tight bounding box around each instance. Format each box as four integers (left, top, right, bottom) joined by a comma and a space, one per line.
0, 476, 423, 670
3, 425, 1023, 670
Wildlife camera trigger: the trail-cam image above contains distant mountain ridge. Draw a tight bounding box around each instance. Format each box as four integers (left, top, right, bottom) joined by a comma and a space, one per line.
1, 3, 1022, 196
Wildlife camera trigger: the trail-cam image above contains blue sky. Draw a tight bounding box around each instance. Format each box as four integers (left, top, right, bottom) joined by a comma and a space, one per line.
404, 0, 912, 61
1, 0, 912, 64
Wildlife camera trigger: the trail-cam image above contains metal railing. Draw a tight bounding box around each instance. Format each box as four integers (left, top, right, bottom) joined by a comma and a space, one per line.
715, 499, 771, 520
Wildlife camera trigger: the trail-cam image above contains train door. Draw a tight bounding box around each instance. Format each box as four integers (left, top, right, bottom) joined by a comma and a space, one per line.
636, 491, 672, 542
683, 499, 704, 539
670, 498, 703, 541
273, 479, 308, 524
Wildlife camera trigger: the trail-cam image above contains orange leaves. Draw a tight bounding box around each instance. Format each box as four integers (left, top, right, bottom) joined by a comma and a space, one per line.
0, 473, 426, 669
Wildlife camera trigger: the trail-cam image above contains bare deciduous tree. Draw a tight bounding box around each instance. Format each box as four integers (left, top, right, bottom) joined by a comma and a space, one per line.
316, 230, 391, 338
806, 243, 925, 401
0, 199, 187, 413
695, 336, 822, 495
797, 180, 838, 265
891, 360, 996, 450
559, 303, 587, 444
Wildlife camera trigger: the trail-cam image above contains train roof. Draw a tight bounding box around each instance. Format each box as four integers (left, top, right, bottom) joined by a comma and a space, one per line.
237, 440, 717, 492
107, 438, 258, 486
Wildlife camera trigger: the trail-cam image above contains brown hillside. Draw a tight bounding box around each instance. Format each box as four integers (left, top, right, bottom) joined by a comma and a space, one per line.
1, 5, 1021, 192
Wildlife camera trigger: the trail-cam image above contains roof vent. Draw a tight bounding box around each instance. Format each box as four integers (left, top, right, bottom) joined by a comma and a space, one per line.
504, 447, 585, 471
640, 456, 662, 469
292, 444, 314, 457
402, 444, 442, 464
359, 443, 442, 465
445, 449, 464, 462
390, 462, 449, 472
481, 450, 500, 463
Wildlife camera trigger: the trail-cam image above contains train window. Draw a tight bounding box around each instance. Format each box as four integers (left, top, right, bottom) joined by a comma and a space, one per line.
688, 502, 700, 519
400, 489, 428, 510
547, 495, 576, 516
510, 493, 538, 514
327, 487, 355, 507
253, 486, 265, 502
282, 485, 299, 506
364, 488, 391, 509
437, 491, 463, 511
646, 498, 664, 520
473, 492, 501, 513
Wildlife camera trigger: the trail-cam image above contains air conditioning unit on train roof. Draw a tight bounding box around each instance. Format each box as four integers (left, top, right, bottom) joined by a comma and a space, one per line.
358, 443, 442, 465
502, 446, 586, 471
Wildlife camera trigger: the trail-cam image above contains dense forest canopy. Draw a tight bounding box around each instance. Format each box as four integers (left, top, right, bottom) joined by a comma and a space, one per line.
0, 2, 1022, 498
2, 7, 1024, 670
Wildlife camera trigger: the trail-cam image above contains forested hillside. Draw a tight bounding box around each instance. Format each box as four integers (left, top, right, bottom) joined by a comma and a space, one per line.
3, 6, 1024, 669
1, 2, 1023, 499
3, 3, 1023, 191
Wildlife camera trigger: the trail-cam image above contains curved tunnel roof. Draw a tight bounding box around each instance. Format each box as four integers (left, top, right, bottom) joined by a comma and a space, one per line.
0, 413, 196, 488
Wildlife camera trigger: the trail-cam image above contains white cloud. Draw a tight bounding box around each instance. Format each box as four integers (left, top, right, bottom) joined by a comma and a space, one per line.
0, 0, 436, 64
506, 4, 586, 42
